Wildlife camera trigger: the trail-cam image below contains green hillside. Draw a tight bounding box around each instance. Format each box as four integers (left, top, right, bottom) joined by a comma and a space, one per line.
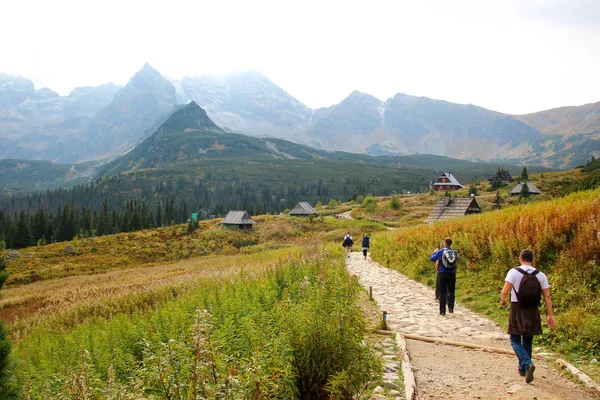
0, 159, 97, 192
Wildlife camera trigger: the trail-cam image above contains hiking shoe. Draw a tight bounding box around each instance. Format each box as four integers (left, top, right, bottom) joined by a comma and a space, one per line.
448, 309, 454, 313
519, 369, 526, 377
439, 312, 446, 316
525, 364, 535, 383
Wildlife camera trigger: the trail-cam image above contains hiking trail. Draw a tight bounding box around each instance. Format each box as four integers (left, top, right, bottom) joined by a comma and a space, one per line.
346, 252, 597, 400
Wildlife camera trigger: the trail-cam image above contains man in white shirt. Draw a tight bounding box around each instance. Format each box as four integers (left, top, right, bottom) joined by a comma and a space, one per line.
501, 249, 555, 384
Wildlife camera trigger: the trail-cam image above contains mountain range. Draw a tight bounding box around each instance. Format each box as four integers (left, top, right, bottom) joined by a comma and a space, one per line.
1, 65, 598, 168
1, 101, 554, 193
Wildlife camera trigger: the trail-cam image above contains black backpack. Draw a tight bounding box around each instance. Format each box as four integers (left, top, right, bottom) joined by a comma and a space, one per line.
513, 268, 542, 308
440, 248, 458, 269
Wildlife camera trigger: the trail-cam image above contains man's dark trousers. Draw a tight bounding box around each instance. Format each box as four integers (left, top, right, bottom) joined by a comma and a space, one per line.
438, 272, 455, 314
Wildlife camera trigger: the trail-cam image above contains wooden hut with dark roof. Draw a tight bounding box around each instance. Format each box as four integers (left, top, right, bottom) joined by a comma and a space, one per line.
509, 182, 542, 196
220, 211, 256, 230
433, 173, 464, 191
289, 202, 319, 217
488, 168, 515, 184
423, 195, 481, 224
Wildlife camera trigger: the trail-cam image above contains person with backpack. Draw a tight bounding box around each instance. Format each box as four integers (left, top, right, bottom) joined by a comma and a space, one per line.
342, 233, 354, 257
361, 233, 370, 260
501, 249, 555, 384
430, 237, 458, 315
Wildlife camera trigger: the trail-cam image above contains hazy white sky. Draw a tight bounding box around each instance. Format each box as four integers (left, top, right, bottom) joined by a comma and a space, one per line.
2, 0, 599, 114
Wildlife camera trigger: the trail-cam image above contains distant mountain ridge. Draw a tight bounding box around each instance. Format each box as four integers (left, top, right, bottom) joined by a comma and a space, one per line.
1, 66, 598, 168
0, 101, 555, 194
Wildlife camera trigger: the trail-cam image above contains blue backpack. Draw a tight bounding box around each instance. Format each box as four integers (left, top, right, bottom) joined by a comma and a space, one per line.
441, 248, 458, 269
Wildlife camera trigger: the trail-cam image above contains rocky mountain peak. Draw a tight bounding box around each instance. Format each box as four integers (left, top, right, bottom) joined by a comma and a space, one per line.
159, 101, 223, 133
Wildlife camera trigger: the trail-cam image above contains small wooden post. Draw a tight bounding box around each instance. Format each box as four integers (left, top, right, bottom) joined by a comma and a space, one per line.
369, 286, 373, 300
382, 311, 388, 330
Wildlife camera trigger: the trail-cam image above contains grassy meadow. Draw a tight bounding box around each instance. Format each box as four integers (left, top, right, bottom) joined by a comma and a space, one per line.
0, 215, 388, 398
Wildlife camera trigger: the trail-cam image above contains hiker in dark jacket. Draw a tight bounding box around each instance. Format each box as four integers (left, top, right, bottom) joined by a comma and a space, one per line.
501, 249, 555, 384
430, 237, 458, 316
361, 234, 370, 260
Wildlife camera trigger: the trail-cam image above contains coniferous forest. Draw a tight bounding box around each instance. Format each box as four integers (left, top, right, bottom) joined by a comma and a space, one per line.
0, 164, 428, 248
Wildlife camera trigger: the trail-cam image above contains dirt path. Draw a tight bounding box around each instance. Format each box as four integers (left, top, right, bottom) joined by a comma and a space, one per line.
346, 252, 597, 399
339, 210, 354, 219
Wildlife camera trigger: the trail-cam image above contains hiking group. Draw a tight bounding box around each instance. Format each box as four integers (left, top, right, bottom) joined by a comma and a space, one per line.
431, 238, 555, 384
342, 232, 370, 259
346, 233, 555, 384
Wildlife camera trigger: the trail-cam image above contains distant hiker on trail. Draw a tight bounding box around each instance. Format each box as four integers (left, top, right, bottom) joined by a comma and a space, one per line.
501, 249, 555, 384
361, 233, 370, 260
430, 237, 458, 316
342, 233, 354, 257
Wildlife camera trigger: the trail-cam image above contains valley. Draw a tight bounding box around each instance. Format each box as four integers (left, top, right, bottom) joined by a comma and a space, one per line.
1, 166, 600, 397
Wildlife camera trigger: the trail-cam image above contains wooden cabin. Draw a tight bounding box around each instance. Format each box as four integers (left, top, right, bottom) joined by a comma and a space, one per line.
509, 182, 542, 196
488, 168, 515, 184
423, 195, 481, 223
289, 202, 319, 217
221, 211, 256, 230
433, 173, 464, 191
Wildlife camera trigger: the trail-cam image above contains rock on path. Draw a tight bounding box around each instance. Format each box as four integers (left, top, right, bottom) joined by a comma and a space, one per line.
346, 252, 597, 400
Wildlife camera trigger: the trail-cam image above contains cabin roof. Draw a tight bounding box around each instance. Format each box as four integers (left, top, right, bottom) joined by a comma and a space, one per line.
423, 197, 481, 223
489, 168, 515, 182
509, 182, 542, 195
221, 210, 256, 225
433, 172, 464, 188
289, 202, 319, 215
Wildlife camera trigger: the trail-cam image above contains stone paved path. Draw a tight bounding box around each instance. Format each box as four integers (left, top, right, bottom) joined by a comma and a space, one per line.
346, 252, 597, 400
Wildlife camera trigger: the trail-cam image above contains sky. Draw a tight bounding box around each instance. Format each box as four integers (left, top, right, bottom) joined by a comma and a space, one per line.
2, 0, 599, 115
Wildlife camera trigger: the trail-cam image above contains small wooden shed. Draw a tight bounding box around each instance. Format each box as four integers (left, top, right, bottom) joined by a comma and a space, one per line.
433, 173, 464, 191
221, 211, 256, 230
509, 182, 542, 196
423, 196, 481, 223
289, 202, 319, 217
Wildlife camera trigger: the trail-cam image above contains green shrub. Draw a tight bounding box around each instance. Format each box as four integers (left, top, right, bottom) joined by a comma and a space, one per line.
389, 195, 401, 210
232, 239, 258, 248
362, 196, 377, 212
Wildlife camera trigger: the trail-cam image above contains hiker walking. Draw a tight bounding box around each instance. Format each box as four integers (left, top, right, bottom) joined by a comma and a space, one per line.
501, 249, 555, 383
361, 233, 370, 260
342, 233, 354, 257
430, 237, 458, 315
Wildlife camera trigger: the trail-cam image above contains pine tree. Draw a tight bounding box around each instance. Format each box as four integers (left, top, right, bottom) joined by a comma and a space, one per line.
494, 190, 503, 209
32, 209, 50, 244
520, 167, 529, 181
13, 211, 33, 249
519, 182, 530, 199
469, 184, 478, 196
491, 175, 502, 190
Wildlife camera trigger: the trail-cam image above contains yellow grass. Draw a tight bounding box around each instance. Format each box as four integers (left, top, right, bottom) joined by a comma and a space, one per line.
1, 247, 305, 339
